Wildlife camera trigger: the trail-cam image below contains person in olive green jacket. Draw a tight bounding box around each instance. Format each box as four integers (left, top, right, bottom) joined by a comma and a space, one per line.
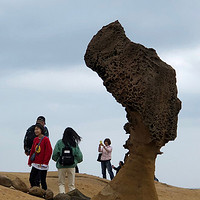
52, 127, 83, 193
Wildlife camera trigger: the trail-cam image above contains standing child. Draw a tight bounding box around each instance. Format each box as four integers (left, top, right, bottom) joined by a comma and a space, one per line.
28, 123, 52, 190
52, 127, 83, 193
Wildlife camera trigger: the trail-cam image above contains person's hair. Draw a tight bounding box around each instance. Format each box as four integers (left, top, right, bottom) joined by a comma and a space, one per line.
35, 123, 45, 135
37, 116, 46, 123
62, 127, 82, 147
104, 138, 111, 145
119, 161, 124, 166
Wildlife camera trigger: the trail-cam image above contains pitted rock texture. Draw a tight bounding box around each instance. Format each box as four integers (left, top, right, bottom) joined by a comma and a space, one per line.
85, 20, 181, 146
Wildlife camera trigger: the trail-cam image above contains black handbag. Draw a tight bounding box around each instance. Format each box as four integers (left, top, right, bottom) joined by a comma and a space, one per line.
97, 153, 102, 162
30, 152, 36, 161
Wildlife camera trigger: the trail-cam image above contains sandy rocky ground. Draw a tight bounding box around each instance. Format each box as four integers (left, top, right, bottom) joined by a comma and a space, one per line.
0, 171, 200, 200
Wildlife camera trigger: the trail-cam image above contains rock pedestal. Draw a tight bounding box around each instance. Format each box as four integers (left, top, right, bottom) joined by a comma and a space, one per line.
84, 21, 181, 200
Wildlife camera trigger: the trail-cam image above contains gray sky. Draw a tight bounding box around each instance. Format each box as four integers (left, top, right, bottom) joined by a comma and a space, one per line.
0, 0, 199, 188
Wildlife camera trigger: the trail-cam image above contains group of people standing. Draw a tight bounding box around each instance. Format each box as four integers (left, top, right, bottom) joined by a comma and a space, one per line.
24, 116, 83, 193
24, 116, 123, 194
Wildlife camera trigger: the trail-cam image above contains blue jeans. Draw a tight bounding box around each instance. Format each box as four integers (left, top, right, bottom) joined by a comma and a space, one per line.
101, 160, 114, 180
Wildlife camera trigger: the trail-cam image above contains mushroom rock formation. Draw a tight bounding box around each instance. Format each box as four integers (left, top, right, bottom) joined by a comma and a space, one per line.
84, 20, 181, 200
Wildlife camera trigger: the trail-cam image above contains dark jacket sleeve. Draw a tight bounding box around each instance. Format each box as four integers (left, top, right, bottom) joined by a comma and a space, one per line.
24, 131, 28, 152
44, 127, 49, 137
24, 125, 35, 153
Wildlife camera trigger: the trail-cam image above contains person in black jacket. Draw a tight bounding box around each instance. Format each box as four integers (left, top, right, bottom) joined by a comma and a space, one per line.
24, 116, 49, 156
112, 161, 124, 175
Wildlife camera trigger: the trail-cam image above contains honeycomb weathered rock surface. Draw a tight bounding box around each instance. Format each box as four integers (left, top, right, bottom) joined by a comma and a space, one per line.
85, 21, 181, 200
85, 20, 181, 146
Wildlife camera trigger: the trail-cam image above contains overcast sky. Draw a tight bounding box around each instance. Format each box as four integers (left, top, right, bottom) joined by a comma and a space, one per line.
0, 0, 199, 189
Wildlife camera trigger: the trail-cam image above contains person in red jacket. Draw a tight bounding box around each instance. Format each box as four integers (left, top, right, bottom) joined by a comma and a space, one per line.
28, 123, 52, 190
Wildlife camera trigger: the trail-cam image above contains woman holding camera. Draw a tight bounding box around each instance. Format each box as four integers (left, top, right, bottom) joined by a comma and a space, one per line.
98, 138, 114, 180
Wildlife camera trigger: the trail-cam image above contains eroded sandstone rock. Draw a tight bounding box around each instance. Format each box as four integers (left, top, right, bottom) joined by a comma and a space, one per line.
53, 193, 70, 200
67, 188, 91, 199
29, 186, 46, 198
45, 189, 54, 200
0, 175, 12, 187
85, 21, 181, 200
12, 177, 29, 193
53, 189, 90, 200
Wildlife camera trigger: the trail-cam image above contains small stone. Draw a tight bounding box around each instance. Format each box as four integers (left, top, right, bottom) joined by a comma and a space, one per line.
29, 186, 46, 197
0, 175, 12, 187
12, 177, 29, 193
45, 188, 54, 200
53, 193, 70, 200
67, 189, 91, 200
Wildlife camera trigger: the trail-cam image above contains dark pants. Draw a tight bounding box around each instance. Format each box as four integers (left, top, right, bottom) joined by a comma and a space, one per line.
101, 160, 114, 180
29, 167, 47, 190
75, 165, 79, 173
35, 170, 41, 186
